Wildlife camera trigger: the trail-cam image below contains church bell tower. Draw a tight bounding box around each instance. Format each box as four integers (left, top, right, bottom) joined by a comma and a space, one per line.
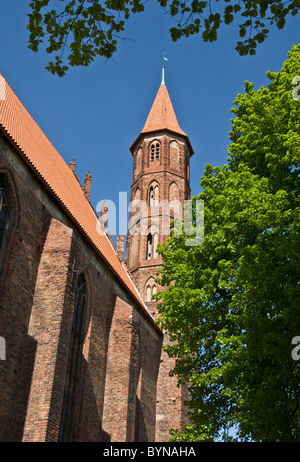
126, 66, 194, 441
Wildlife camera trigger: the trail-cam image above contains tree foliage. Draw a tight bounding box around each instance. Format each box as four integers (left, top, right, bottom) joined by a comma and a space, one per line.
27, 0, 300, 76
155, 44, 300, 442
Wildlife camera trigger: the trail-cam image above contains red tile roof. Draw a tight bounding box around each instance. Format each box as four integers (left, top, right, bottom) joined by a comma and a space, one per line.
0, 73, 158, 329
142, 84, 187, 137
130, 83, 193, 155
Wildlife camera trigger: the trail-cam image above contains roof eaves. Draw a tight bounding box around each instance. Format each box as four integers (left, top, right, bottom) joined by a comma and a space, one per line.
129, 128, 194, 156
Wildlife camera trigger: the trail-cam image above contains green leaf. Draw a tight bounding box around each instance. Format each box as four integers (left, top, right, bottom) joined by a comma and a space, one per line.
26, 0, 300, 76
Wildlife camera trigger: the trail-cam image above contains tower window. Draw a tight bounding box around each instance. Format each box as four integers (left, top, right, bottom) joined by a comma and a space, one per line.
150, 142, 160, 161
150, 145, 154, 161
60, 272, 87, 442
149, 186, 154, 207
156, 143, 160, 160
149, 183, 159, 207
146, 284, 157, 302
146, 285, 152, 302
146, 231, 158, 260
146, 234, 152, 260
0, 177, 10, 270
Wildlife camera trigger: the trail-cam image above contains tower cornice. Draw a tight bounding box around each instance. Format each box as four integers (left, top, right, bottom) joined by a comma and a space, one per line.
130, 128, 194, 157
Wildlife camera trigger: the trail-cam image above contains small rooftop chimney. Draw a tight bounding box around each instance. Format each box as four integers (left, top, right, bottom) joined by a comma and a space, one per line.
116, 234, 125, 262
100, 200, 108, 231
84, 171, 92, 200
69, 159, 76, 172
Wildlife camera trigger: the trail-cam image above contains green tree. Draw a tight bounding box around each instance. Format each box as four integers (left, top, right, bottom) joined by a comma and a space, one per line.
27, 0, 300, 76
155, 44, 300, 442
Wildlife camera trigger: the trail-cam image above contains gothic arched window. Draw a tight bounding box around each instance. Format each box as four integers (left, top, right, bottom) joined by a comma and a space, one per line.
60, 272, 87, 442
149, 183, 159, 207
146, 285, 152, 302
146, 230, 159, 260
149, 186, 154, 207
150, 145, 155, 161
150, 142, 160, 161
155, 143, 160, 160
0, 177, 10, 270
146, 283, 156, 302
146, 233, 152, 260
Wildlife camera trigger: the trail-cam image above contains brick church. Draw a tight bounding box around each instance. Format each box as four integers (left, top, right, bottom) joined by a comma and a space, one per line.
0, 67, 194, 442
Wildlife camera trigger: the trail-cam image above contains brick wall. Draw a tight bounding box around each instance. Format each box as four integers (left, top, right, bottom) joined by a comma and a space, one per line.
0, 137, 52, 441
0, 135, 162, 442
101, 296, 161, 442
21, 217, 76, 441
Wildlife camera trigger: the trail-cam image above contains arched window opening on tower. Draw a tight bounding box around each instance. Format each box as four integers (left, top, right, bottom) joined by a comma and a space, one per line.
146, 285, 152, 302
149, 183, 159, 207
145, 277, 156, 302
60, 272, 87, 442
146, 233, 152, 260
150, 142, 160, 161
156, 143, 160, 160
0, 177, 10, 270
149, 186, 154, 207
150, 145, 155, 161
146, 284, 157, 302
146, 231, 159, 260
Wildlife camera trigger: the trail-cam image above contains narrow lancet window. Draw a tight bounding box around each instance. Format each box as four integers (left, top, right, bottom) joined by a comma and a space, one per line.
149, 186, 154, 207
156, 143, 160, 160
150, 142, 160, 161
146, 285, 151, 302
60, 272, 87, 442
146, 234, 152, 260
150, 145, 155, 161
146, 231, 158, 260
0, 177, 10, 269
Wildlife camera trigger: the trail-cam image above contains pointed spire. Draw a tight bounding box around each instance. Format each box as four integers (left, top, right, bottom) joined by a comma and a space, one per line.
129, 66, 194, 156
141, 82, 187, 137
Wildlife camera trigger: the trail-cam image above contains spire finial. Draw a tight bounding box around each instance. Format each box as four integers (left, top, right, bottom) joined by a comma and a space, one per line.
161, 65, 165, 85
162, 52, 168, 85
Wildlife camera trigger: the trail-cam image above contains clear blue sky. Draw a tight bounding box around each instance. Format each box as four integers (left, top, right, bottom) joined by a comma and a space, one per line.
1, 1, 300, 238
